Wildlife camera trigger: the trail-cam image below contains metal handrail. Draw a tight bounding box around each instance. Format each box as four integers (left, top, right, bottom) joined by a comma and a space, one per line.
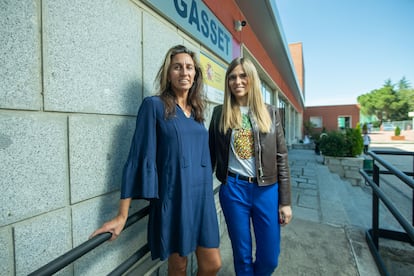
108, 244, 150, 276
359, 149, 414, 276
29, 184, 221, 275
29, 206, 150, 276
369, 150, 414, 180
360, 169, 414, 240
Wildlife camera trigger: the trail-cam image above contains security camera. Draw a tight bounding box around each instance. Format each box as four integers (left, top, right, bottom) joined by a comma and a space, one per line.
234, 20, 247, 31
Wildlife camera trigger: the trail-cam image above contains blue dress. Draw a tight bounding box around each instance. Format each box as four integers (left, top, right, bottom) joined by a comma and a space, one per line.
121, 96, 220, 260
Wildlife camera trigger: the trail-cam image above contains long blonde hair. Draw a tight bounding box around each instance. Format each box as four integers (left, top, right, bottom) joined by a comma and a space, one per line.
220, 57, 271, 133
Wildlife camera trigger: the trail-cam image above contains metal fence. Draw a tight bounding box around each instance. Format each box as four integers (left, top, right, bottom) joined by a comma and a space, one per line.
359, 150, 414, 276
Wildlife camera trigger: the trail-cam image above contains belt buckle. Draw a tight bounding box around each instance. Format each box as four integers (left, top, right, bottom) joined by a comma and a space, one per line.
248, 176, 254, 183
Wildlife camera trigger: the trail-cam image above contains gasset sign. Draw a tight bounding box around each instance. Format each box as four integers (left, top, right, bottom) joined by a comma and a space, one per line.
143, 0, 232, 62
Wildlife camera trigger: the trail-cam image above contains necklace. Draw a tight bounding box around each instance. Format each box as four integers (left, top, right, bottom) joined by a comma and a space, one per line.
177, 103, 191, 117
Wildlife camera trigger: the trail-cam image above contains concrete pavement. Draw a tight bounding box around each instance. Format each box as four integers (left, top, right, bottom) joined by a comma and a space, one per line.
368, 129, 414, 144
217, 131, 414, 275
218, 148, 381, 275
278, 149, 380, 275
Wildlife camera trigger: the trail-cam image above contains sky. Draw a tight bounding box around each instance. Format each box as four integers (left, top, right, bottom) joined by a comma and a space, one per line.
275, 0, 414, 106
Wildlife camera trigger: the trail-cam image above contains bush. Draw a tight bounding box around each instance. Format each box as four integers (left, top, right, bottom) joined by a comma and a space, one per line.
319, 128, 363, 157
394, 126, 401, 136
345, 127, 363, 157
319, 131, 347, 157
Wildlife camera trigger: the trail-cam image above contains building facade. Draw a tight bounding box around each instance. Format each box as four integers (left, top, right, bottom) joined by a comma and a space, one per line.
304, 104, 360, 133
0, 1, 304, 275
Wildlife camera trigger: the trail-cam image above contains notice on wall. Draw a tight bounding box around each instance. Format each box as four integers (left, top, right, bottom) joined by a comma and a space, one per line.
200, 52, 226, 104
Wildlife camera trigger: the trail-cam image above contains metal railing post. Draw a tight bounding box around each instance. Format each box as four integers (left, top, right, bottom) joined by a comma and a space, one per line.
372, 163, 380, 248
360, 150, 414, 276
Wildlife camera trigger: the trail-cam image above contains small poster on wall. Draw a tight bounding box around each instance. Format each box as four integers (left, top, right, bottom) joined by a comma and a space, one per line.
200, 52, 226, 104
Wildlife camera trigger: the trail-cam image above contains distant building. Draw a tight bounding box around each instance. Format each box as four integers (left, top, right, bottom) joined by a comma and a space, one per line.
304, 104, 360, 132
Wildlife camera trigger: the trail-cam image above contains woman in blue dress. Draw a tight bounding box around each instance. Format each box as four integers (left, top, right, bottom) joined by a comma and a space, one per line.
91, 45, 221, 275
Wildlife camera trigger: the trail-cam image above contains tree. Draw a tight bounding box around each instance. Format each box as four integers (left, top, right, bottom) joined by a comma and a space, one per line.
398, 77, 414, 113
357, 77, 413, 122
384, 78, 394, 89
399, 89, 414, 112
397, 76, 410, 90
357, 86, 395, 122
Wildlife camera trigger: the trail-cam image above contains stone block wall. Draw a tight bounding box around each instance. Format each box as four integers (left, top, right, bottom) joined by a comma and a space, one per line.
0, 1, 222, 275
324, 156, 364, 186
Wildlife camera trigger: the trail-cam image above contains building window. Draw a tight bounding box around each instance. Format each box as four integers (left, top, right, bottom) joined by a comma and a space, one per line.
310, 116, 322, 128
338, 116, 351, 129
260, 81, 272, 104
278, 99, 286, 132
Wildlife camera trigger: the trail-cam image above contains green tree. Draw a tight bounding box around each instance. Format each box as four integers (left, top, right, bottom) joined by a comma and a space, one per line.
357, 86, 396, 122
398, 77, 414, 113
397, 76, 410, 90
400, 89, 414, 112
384, 78, 394, 89
357, 77, 413, 122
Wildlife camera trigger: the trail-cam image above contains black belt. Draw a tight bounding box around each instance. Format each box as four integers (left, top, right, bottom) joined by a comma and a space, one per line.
228, 171, 257, 183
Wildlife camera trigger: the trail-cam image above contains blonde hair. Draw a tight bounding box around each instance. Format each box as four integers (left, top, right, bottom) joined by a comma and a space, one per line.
220, 57, 271, 133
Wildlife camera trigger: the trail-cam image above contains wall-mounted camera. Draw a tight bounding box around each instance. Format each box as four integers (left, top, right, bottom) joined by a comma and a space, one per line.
234, 20, 247, 32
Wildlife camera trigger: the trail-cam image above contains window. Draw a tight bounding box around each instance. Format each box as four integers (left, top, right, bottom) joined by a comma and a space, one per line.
338, 116, 351, 129
310, 116, 322, 128
278, 98, 286, 132
260, 81, 272, 104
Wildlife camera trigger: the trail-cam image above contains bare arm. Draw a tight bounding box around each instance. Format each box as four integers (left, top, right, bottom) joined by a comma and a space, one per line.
89, 198, 132, 241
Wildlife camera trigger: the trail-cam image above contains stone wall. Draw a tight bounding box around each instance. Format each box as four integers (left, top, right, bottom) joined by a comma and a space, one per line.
0, 1, 222, 275
324, 156, 364, 186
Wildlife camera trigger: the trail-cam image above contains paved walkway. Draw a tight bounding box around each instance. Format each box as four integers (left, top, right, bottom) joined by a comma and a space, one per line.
219, 149, 380, 276
278, 149, 379, 275
369, 129, 414, 143
218, 135, 414, 275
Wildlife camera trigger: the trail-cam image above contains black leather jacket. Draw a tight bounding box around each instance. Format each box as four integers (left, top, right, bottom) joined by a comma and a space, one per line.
208, 104, 291, 206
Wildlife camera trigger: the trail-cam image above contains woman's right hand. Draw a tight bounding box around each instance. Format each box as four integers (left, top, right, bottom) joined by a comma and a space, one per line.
89, 214, 128, 241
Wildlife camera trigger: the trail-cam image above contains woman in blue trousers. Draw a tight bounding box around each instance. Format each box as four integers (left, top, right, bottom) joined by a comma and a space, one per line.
209, 57, 292, 276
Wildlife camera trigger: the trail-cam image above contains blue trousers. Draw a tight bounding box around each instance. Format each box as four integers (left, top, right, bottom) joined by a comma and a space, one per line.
220, 175, 281, 276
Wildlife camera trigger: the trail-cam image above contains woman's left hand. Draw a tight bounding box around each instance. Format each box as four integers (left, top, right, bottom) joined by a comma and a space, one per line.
279, 205, 292, 226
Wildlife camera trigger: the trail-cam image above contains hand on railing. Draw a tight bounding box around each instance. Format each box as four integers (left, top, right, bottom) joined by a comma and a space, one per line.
89, 214, 128, 241
90, 198, 132, 241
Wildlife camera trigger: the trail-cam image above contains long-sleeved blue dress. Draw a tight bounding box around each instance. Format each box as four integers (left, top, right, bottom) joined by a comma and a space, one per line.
121, 96, 219, 260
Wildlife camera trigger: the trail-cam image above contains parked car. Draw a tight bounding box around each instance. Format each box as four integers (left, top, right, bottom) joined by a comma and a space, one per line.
381, 123, 395, 131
